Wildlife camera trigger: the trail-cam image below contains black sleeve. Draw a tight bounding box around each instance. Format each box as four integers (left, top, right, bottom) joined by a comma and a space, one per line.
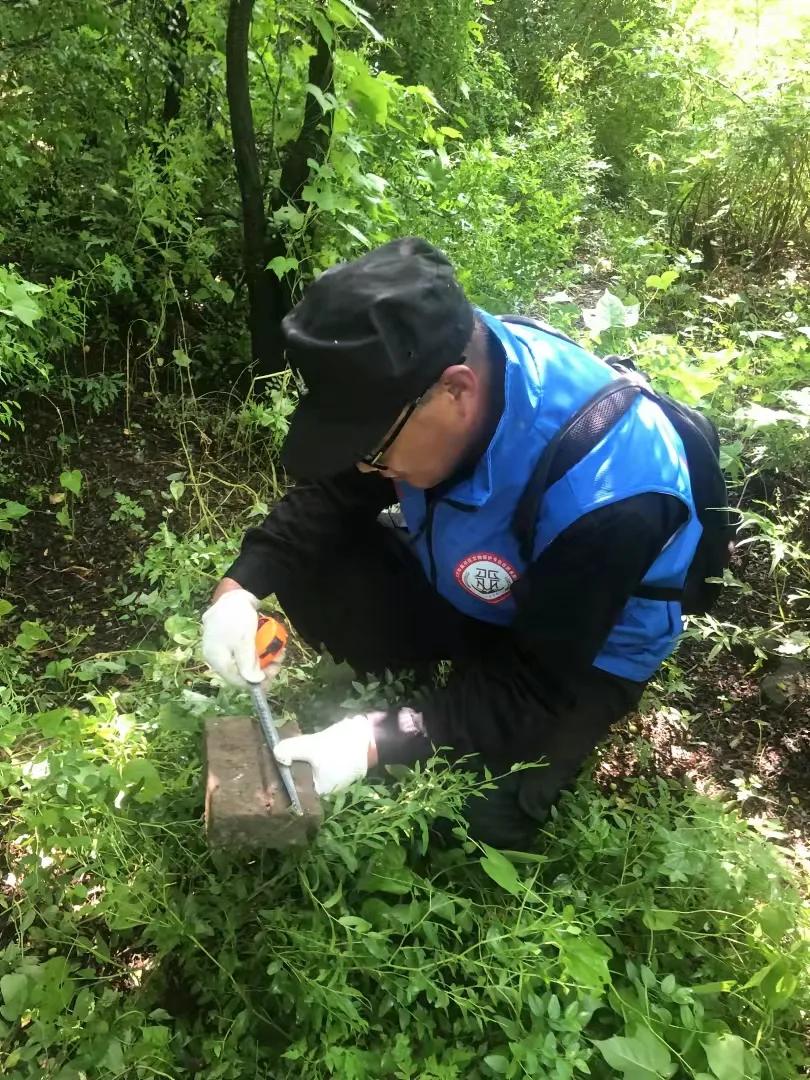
225, 470, 395, 599
374, 492, 687, 767
509, 491, 688, 672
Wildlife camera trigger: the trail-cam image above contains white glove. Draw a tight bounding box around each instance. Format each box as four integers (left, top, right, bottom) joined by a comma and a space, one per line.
201, 588, 271, 688
274, 714, 373, 796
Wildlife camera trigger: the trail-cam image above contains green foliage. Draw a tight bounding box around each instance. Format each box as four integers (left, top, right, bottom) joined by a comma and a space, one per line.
0, 0, 804, 409
0, 266, 81, 431
1, 2, 809, 1076
395, 112, 596, 311
0, 626, 807, 1079
125, 522, 241, 619
235, 384, 297, 453
53, 467, 84, 534
55, 372, 126, 415
488, 0, 687, 185
0, 499, 30, 533
583, 288, 640, 336
0, 1, 238, 385
109, 492, 147, 531
59, 469, 82, 496
655, 69, 810, 265
1, 462, 809, 1077
369, 0, 523, 138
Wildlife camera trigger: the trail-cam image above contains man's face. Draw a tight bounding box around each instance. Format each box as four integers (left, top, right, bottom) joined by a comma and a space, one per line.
356, 364, 483, 489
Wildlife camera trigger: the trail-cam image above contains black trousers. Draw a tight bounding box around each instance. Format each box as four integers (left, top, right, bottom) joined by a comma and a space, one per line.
274, 520, 644, 849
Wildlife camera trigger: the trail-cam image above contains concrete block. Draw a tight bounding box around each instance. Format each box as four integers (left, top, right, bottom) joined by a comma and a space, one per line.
204, 715, 322, 850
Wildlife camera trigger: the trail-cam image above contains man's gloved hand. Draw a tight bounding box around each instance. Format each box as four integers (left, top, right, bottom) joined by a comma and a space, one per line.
274, 714, 374, 796
202, 587, 281, 687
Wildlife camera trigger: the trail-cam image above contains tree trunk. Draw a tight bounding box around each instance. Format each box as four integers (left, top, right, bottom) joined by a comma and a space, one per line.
226, 0, 285, 369
264, 30, 335, 312
161, 1, 189, 127
274, 32, 334, 212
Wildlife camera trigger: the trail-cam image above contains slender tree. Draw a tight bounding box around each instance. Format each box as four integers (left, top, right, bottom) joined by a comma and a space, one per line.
226, 0, 334, 369
161, 1, 189, 126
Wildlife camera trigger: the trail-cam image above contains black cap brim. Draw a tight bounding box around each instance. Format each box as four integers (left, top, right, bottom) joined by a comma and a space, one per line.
280, 393, 404, 479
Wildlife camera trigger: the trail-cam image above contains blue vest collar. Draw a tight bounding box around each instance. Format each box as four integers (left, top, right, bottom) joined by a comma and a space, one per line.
441, 310, 543, 508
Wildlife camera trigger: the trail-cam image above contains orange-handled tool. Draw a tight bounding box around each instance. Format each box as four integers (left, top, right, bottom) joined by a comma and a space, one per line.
256, 615, 288, 669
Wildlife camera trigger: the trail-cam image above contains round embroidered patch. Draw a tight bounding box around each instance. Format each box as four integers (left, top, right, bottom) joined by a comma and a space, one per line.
454, 552, 518, 604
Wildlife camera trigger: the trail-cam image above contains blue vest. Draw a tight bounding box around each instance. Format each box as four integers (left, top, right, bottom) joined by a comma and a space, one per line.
397, 310, 703, 681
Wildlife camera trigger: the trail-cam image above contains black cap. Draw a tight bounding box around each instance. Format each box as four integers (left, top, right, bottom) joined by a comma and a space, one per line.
279, 237, 473, 478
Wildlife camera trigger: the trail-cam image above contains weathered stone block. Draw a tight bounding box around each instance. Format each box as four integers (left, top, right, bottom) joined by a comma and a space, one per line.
204, 715, 321, 850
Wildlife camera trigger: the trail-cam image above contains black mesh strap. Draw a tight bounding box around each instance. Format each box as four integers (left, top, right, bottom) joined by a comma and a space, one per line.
512, 377, 640, 563
634, 584, 684, 602
505, 323, 692, 603
546, 382, 643, 488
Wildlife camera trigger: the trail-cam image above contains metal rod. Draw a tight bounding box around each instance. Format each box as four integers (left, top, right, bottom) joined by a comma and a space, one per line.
249, 684, 304, 816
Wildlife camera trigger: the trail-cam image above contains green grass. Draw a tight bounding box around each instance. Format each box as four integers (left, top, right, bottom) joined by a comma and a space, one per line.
1, 262, 809, 1080
1, 671, 809, 1078
2, 1, 809, 1073
1, 518, 809, 1078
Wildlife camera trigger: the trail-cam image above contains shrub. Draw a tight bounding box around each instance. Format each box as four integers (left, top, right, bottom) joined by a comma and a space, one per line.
396, 110, 596, 311
0, 265, 82, 431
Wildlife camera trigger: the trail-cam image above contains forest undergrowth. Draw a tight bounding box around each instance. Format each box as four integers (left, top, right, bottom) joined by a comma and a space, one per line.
1, 0, 809, 1075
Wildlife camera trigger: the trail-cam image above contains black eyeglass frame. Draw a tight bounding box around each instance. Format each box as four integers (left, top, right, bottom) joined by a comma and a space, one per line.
360, 395, 423, 470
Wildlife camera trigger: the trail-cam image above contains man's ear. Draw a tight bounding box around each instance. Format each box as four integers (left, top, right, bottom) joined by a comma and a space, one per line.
441, 363, 478, 401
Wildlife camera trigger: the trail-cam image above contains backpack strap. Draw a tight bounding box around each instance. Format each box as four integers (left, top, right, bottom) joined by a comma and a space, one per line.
512, 378, 690, 601
633, 584, 684, 601
510, 342, 735, 609
512, 376, 640, 563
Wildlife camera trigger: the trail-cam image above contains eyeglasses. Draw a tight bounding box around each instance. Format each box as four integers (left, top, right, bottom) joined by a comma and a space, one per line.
360, 395, 423, 470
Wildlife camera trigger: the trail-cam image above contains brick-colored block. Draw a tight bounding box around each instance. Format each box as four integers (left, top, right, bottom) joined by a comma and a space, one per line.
204, 715, 322, 850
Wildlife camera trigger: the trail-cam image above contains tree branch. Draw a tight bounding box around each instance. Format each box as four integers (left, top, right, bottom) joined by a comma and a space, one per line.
226, 0, 285, 367
161, 0, 190, 126
227, 0, 267, 273
273, 30, 335, 213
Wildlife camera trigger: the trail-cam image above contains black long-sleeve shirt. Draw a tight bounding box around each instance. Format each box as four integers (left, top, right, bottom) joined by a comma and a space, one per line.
225, 470, 686, 765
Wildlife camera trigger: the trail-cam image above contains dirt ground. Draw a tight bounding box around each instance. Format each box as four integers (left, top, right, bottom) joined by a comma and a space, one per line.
596, 529, 810, 869
1, 397, 186, 654
2, 396, 808, 866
